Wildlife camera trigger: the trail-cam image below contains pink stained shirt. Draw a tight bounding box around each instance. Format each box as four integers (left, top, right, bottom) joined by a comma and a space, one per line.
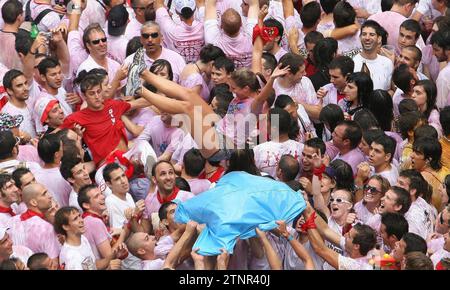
253, 140, 304, 178
273, 47, 288, 62
186, 178, 211, 195
67, 30, 89, 80
29, 1, 62, 32
405, 197, 438, 240
0, 31, 22, 70
180, 72, 210, 101
9, 214, 61, 259
106, 33, 129, 64
83, 215, 111, 260
333, 148, 366, 175
124, 17, 142, 40
354, 201, 376, 225
272, 76, 319, 106
285, 16, 307, 57
136, 116, 185, 157
17, 145, 42, 166
125, 108, 157, 141
124, 47, 186, 83
33, 167, 72, 207
204, 17, 256, 69
143, 189, 194, 219
76, 55, 121, 83
156, 7, 205, 63
435, 62, 450, 110
78, 0, 106, 31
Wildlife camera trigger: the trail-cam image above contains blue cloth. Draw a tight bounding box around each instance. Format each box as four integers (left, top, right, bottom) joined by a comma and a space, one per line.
174, 171, 306, 256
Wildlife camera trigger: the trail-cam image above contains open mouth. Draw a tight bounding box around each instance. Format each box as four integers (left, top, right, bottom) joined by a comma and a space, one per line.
331, 206, 339, 212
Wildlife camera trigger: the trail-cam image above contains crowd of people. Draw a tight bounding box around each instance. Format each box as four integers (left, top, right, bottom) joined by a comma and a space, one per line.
0, 0, 449, 270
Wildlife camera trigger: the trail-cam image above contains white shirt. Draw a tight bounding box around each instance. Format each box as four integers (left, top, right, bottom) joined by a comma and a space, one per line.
338, 254, 373, 270
68, 188, 82, 212
105, 193, 135, 229
370, 163, 399, 186
430, 248, 450, 268
353, 53, 394, 90
1, 102, 37, 138
76, 55, 121, 83
435, 62, 450, 109
405, 197, 437, 240
142, 258, 165, 270
59, 235, 97, 270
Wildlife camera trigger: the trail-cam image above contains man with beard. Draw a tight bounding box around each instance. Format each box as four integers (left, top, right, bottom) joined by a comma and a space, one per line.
262, 18, 287, 62
352, 20, 394, 90
367, 134, 399, 186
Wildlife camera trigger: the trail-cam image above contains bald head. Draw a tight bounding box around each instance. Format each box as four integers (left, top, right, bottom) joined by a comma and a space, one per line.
22, 183, 52, 212
22, 183, 46, 205
126, 232, 145, 258
277, 155, 300, 182
126, 232, 157, 260
221, 9, 242, 36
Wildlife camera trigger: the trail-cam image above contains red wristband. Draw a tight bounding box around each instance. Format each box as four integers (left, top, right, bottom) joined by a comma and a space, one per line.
313, 164, 326, 180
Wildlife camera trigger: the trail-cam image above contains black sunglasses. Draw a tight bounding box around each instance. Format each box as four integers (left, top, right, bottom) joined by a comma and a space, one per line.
364, 185, 381, 195
141, 32, 159, 39
90, 37, 107, 45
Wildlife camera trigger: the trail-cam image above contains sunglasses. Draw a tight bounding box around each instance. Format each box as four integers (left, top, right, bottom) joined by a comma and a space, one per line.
329, 198, 351, 204
15, 136, 20, 146
364, 185, 381, 195
141, 32, 159, 39
440, 212, 448, 226
90, 37, 107, 45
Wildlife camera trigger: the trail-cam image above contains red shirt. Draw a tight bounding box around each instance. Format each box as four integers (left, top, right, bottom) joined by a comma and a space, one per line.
60, 99, 131, 165
305, 58, 318, 77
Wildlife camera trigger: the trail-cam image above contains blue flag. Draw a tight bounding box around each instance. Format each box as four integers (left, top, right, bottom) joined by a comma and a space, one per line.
174, 171, 306, 256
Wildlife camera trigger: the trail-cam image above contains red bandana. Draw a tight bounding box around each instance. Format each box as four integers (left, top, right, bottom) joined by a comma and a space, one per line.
0, 205, 15, 216
337, 92, 346, 102
157, 187, 180, 204
252, 25, 280, 44
20, 209, 45, 221
199, 166, 225, 183
105, 150, 135, 179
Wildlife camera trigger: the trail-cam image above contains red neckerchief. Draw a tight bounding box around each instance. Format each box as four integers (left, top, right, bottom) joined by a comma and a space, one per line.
20, 209, 45, 221
199, 166, 225, 183
0, 205, 15, 216
104, 150, 134, 179
252, 25, 279, 44
337, 91, 346, 102
157, 187, 180, 204
82, 211, 111, 232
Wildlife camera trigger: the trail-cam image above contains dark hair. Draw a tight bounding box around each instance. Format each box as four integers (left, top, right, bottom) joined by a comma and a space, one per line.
304, 137, 326, 155
353, 109, 380, 131
304, 31, 324, 45
0, 174, 13, 194
11, 167, 31, 189
403, 45, 422, 64
360, 20, 383, 37
269, 108, 293, 135
365, 90, 394, 131
37, 133, 62, 164
435, 15, 450, 31
158, 201, 177, 221
444, 174, 450, 203
263, 18, 284, 45
413, 137, 442, 171
313, 37, 338, 69
174, 177, 191, 192
79, 74, 103, 94
333, 1, 356, 28
279, 53, 305, 75
362, 128, 385, 148
199, 44, 225, 63
402, 233, 427, 255
103, 163, 122, 183
390, 186, 412, 215
339, 120, 363, 149
329, 159, 354, 192
300, 1, 321, 28
352, 223, 377, 256
213, 56, 235, 74
393, 64, 414, 93
404, 252, 434, 270
60, 157, 82, 183
226, 149, 259, 176
77, 184, 98, 211
414, 124, 438, 140
37, 57, 60, 76
151, 160, 175, 177
414, 80, 437, 119
320, 0, 339, 14
381, 212, 409, 241
381, 0, 394, 11
285, 180, 303, 191
183, 149, 206, 177
0, 130, 16, 160
440, 106, 450, 137
27, 253, 50, 270
179, 6, 195, 19
400, 169, 432, 202
3, 69, 24, 91
230, 69, 260, 91
82, 23, 105, 52
261, 52, 278, 73
150, 59, 173, 81
430, 30, 450, 51
399, 98, 419, 115
346, 72, 374, 108
54, 206, 80, 236
0, 258, 19, 270
126, 36, 143, 57
372, 134, 396, 163
210, 85, 233, 117
2, 0, 23, 24
15, 29, 34, 56
278, 154, 300, 181
400, 19, 421, 40
398, 111, 422, 139
329, 55, 355, 77
319, 104, 344, 133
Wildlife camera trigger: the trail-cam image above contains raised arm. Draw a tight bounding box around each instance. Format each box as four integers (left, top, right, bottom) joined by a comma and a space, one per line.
51, 27, 70, 76
255, 228, 283, 270
205, 0, 217, 21
247, 0, 259, 20
68, 0, 83, 32
155, 0, 165, 10
330, 24, 360, 40
251, 4, 266, 74
282, 0, 295, 18
163, 221, 198, 269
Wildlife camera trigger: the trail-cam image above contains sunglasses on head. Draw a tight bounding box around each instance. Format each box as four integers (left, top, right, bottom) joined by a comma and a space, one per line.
141, 32, 159, 39
90, 37, 107, 45
329, 197, 351, 204
364, 185, 381, 195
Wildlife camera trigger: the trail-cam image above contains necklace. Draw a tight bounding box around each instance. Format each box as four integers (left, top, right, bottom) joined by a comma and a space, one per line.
194, 62, 201, 73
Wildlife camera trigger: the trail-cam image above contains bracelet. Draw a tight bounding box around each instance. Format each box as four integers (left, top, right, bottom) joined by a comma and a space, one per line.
286, 235, 294, 242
